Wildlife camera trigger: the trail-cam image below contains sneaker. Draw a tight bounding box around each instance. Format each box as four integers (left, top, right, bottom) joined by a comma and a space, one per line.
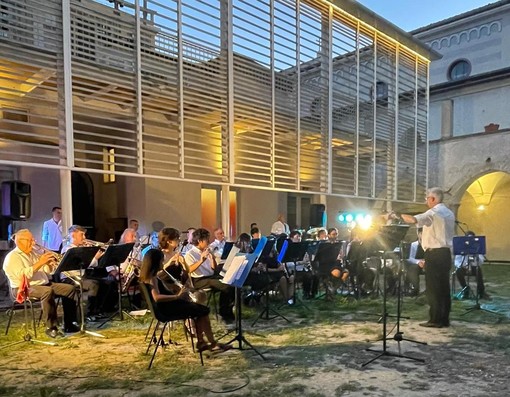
287, 298, 294, 305
45, 327, 59, 338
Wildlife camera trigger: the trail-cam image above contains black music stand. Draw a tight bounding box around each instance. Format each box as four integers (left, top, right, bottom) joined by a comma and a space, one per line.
97, 243, 135, 328
281, 241, 310, 309
251, 238, 290, 326
453, 236, 496, 316
362, 224, 425, 367
221, 242, 235, 261
221, 237, 266, 360
313, 242, 342, 300
54, 246, 104, 338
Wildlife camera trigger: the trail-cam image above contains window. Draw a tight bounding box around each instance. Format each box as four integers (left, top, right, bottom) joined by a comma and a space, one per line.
370, 81, 388, 106
448, 59, 471, 81
103, 147, 116, 183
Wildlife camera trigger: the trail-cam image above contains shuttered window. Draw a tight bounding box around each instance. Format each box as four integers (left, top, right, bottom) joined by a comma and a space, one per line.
0, 0, 431, 204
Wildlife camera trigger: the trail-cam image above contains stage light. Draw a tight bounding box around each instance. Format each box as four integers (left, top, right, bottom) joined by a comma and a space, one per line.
338, 211, 371, 227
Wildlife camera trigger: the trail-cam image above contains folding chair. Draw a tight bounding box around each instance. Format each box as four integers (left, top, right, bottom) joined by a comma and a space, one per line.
5, 287, 41, 337
139, 283, 203, 369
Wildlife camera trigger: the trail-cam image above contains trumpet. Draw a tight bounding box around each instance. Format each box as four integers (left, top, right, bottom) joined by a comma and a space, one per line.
33, 243, 63, 274
83, 238, 113, 249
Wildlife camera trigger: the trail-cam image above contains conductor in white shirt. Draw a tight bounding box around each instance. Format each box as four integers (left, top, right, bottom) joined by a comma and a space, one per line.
41, 206, 63, 252
392, 187, 455, 328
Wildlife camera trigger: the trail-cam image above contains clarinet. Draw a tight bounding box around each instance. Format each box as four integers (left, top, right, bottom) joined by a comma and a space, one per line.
160, 268, 199, 304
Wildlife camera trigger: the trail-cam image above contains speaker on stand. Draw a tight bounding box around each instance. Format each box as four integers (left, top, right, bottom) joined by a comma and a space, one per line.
1, 181, 31, 241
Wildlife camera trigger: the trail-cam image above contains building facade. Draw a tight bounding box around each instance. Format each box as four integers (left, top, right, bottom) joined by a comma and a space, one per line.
414, 0, 510, 260
0, 0, 435, 246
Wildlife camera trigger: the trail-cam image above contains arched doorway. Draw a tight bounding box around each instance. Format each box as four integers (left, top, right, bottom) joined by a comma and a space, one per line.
457, 171, 510, 261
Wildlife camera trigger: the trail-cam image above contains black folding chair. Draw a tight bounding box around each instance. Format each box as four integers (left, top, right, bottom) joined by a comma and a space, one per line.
139, 283, 203, 369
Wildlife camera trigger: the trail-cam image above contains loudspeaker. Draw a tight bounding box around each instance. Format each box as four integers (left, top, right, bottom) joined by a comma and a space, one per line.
1, 181, 31, 220
309, 203, 325, 227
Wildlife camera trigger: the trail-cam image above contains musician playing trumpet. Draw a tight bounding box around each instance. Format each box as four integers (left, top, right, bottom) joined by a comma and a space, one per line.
60, 225, 117, 319
3, 229, 79, 338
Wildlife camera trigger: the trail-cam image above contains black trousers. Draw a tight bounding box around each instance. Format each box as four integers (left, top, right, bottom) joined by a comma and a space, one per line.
192, 276, 235, 321
424, 248, 452, 325
456, 266, 485, 296
28, 283, 77, 329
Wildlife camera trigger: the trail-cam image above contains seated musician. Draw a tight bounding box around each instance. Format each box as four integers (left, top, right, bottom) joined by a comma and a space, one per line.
209, 227, 226, 262
327, 228, 349, 283
60, 225, 117, 319
288, 231, 318, 299
454, 231, 489, 300
181, 227, 196, 254
184, 228, 235, 324
3, 229, 79, 337
250, 227, 261, 240
345, 228, 375, 295
140, 248, 231, 352
405, 228, 425, 297
119, 228, 142, 274
239, 233, 295, 305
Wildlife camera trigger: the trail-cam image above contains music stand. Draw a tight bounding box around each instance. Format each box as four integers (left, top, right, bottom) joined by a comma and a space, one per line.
97, 243, 135, 328
54, 246, 104, 338
221, 242, 235, 260
281, 241, 310, 309
251, 238, 291, 326
362, 225, 425, 367
221, 237, 266, 360
452, 236, 496, 316
313, 242, 342, 300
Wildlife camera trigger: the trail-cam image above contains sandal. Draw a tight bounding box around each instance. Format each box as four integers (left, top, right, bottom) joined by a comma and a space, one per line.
210, 343, 232, 353
196, 341, 211, 352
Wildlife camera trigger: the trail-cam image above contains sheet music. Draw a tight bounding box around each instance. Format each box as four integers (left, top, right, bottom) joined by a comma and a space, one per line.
222, 255, 249, 285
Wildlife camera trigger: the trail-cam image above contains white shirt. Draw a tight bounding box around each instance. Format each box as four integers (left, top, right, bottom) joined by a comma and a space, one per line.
414, 203, 455, 250
209, 239, 225, 261
271, 220, 290, 235
185, 246, 214, 278
3, 247, 50, 288
407, 241, 422, 265
41, 218, 63, 251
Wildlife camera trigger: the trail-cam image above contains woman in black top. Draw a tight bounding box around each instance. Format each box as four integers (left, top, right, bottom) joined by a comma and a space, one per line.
140, 248, 230, 352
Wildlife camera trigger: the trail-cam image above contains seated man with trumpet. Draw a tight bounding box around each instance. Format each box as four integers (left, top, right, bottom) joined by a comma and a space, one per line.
3, 229, 79, 338
60, 225, 116, 319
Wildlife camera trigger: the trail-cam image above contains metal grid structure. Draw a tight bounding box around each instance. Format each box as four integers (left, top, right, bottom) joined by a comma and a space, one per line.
0, 0, 431, 203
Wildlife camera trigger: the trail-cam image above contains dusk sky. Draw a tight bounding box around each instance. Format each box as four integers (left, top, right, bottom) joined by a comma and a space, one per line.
356, 0, 495, 31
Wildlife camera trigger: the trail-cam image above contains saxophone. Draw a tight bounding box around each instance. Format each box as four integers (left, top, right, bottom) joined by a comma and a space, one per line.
121, 243, 142, 293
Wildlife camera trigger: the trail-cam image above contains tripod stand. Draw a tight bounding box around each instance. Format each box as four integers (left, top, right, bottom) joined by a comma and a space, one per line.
224, 287, 265, 359
97, 243, 135, 328
362, 236, 425, 367
219, 240, 266, 359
